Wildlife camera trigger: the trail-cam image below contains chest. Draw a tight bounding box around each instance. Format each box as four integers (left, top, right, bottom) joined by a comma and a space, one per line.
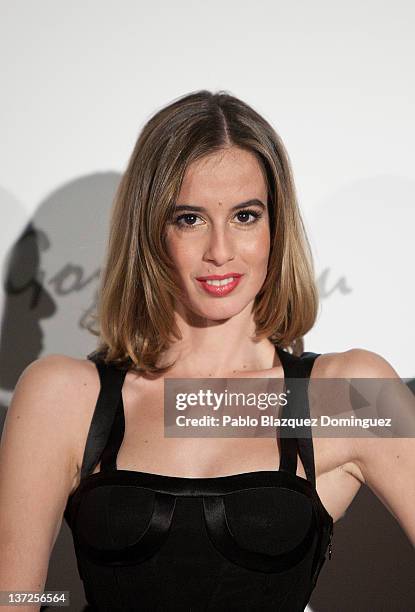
90, 368, 360, 524
117, 374, 352, 479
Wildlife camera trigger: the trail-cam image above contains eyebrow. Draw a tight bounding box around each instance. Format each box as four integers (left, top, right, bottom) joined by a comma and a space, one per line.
173, 199, 266, 213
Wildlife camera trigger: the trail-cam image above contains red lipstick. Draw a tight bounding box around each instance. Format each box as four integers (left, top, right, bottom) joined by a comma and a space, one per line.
196, 273, 242, 281
195, 273, 243, 297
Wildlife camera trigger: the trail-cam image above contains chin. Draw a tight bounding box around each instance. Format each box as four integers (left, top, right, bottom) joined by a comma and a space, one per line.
186, 297, 253, 322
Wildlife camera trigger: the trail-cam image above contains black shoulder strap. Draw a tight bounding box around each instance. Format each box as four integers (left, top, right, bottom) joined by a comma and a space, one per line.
80, 357, 127, 479
276, 347, 320, 487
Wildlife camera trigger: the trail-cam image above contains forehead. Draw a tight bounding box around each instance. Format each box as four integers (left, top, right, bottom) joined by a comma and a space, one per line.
177, 147, 268, 205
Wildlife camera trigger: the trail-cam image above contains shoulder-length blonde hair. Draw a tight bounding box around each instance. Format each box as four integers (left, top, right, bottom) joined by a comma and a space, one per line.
85, 90, 319, 375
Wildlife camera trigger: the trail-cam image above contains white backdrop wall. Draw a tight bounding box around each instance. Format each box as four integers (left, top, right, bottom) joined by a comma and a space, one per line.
0, 1, 414, 611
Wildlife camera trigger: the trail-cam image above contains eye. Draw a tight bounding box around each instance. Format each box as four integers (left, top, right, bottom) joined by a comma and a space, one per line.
173, 209, 262, 230
234, 209, 262, 224
173, 213, 204, 230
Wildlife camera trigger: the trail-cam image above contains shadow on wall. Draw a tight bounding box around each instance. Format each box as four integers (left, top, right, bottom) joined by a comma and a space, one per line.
0, 173, 414, 611
0, 173, 121, 612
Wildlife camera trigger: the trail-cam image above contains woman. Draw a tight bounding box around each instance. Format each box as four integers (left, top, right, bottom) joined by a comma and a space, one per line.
0, 90, 413, 612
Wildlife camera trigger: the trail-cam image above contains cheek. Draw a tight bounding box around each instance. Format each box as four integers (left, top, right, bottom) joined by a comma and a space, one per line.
238, 227, 270, 263
165, 235, 194, 275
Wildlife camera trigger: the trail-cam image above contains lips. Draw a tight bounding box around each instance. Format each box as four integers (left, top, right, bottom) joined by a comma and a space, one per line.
196, 273, 243, 297
196, 273, 242, 281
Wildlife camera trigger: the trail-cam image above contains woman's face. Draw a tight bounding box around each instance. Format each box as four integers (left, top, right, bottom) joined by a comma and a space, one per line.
165, 146, 270, 322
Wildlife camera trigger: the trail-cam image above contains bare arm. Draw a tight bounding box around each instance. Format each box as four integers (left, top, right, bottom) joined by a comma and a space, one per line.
343, 349, 415, 547
0, 355, 81, 611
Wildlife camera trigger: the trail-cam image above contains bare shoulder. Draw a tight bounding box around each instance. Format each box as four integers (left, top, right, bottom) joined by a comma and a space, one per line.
17, 352, 96, 386
313, 347, 400, 378
310, 346, 399, 379
312, 347, 401, 483
11, 353, 101, 492
305, 347, 404, 522
16, 353, 99, 412
0, 354, 102, 584
317, 348, 415, 545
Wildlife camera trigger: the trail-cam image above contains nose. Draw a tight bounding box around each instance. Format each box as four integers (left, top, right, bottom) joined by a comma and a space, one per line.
203, 224, 235, 266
